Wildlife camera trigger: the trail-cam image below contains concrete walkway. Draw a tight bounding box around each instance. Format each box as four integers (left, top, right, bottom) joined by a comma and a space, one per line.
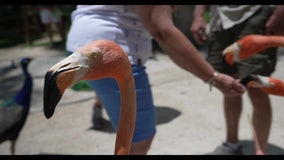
0, 35, 284, 155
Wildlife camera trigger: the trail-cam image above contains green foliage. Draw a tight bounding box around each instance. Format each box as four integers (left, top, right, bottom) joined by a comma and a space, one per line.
71, 80, 93, 91
204, 10, 210, 23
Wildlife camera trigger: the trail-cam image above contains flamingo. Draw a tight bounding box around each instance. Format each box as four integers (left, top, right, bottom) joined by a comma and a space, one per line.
222, 34, 284, 155
222, 34, 284, 65
241, 75, 284, 155
222, 34, 284, 96
240, 74, 284, 97
43, 40, 136, 155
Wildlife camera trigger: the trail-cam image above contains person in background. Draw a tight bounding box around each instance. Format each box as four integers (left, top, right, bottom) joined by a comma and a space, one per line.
91, 96, 104, 129
191, 5, 284, 155
66, 5, 246, 154
38, 5, 66, 47
265, 5, 284, 36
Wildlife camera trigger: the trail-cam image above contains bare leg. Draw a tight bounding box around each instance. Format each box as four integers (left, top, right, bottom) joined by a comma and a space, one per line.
248, 88, 272, 153
92, 96, 104, 129
130, 137, 154, 155
44, 23, 53, 45
11, 140, 16, 155
54, 22, 65, 42
224, 95, 242, 143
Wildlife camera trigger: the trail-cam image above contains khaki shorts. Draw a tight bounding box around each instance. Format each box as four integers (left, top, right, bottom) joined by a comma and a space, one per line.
207, 6, 277, 79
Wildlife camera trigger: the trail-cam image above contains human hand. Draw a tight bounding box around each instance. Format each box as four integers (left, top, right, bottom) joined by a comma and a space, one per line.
190, 16, 207, 45
211, 73, 246, 96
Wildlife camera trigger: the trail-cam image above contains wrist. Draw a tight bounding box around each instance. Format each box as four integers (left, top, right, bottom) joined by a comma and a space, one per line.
204, 71, 219, 91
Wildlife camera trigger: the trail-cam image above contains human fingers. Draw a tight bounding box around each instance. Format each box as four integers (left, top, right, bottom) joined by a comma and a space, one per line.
213, 73, 246, 96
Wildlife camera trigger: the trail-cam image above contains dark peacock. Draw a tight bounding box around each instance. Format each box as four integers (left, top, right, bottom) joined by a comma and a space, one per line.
0, 57, 33, 155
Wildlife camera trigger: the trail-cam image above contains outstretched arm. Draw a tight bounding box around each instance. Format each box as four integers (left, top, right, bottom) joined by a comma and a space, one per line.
134, 5, 246, 96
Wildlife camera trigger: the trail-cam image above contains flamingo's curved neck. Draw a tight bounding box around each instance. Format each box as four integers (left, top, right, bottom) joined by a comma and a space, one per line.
114, 72, 136, 155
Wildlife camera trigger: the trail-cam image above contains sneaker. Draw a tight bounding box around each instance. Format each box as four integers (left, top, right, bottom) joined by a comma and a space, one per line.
206, 143, 244, 155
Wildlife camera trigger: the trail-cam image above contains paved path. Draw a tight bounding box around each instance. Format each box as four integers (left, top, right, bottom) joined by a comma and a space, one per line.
0, 36, 284, 155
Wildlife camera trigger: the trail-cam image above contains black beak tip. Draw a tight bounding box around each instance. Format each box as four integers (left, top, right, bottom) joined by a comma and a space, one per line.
43, 71, 62, 119
240, 74, 259, 87
43, 107, 54, 119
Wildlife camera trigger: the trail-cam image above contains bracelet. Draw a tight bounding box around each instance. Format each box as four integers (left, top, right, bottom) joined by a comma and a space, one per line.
205, 71, 219, 92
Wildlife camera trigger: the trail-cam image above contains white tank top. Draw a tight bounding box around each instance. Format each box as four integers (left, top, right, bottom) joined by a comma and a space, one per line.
66, 5, 153, 65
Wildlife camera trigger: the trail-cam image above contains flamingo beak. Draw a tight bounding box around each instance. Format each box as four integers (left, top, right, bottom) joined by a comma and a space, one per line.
43, 53, 89, 119
240, 74, 272, 88
222, 42, 241, 65
240, 75, 261, 88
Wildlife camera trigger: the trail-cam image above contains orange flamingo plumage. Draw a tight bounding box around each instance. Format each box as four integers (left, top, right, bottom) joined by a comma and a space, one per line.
240, 74, 284, 97
223, 34, 284, 65
43, 40, 136, 155
242, 75, 284, 155
223, 34, 284, 96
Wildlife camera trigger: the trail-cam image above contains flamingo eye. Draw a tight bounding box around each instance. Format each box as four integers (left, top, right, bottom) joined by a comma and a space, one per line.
89, 49, 103, 64
91, 51, 102, 59
92, 52, 98, 58
89, 47, 102, 59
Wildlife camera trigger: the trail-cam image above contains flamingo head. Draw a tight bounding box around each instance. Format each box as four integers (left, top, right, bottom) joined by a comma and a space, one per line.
222, 34, 267, 65
43, 40, 131, 119
222, 42, 242, 65
240, 74, 274, 88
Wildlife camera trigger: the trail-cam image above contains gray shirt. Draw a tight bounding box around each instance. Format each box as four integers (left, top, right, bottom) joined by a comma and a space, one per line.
207, 5, 262, 32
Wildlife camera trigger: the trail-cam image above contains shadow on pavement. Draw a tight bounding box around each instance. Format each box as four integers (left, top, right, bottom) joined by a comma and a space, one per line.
241, 140, 284, 155
87, 106, 181, 134
155, 106, 181, 124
